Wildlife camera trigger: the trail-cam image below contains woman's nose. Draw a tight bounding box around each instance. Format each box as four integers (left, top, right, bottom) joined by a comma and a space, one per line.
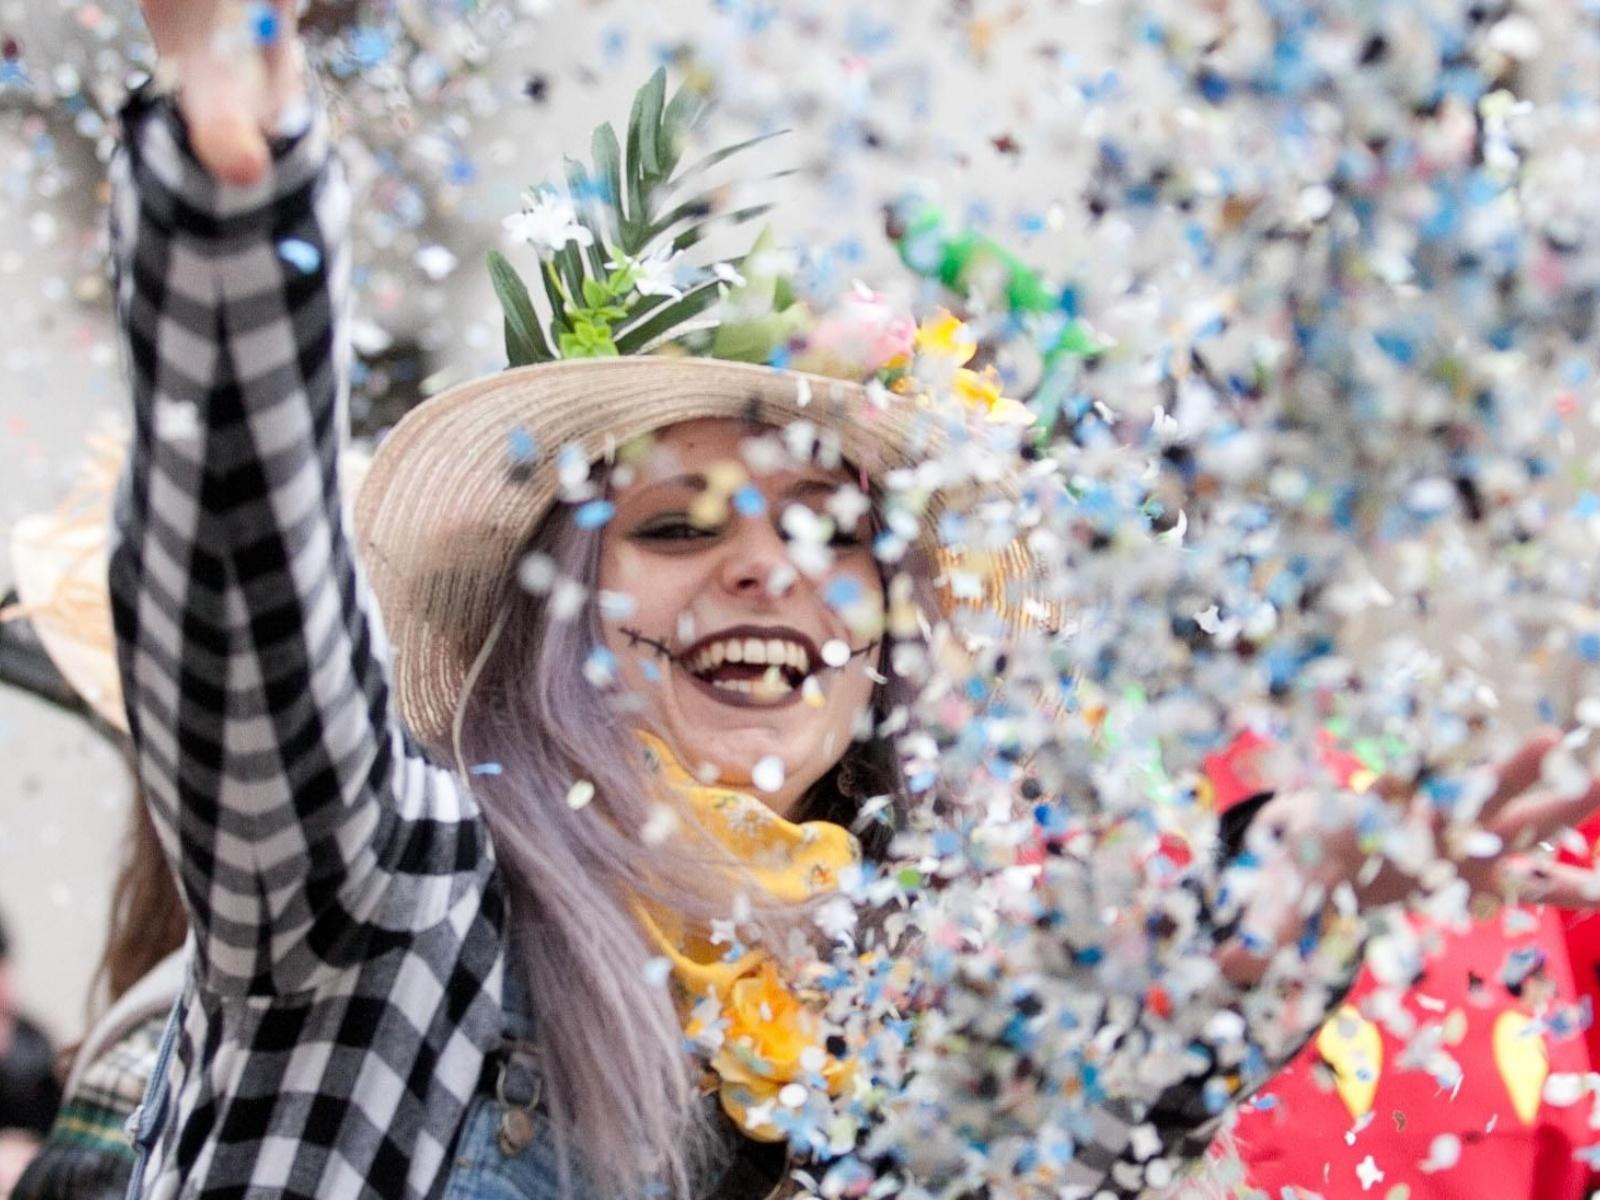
715, 516, 791, 599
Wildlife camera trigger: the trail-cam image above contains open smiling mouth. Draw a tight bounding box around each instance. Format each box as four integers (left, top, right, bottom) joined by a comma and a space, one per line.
622, 625, 878, 708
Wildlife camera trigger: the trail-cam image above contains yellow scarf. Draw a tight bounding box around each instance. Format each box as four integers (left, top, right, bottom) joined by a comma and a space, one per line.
635, 734, 859, 1141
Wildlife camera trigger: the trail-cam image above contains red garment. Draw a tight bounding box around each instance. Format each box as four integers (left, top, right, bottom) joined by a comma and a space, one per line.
1205, 733, 1600, 1199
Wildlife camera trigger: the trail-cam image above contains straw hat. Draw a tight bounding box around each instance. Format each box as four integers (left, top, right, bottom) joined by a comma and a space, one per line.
4, 432, 127, 732
356, 356, 1041, 750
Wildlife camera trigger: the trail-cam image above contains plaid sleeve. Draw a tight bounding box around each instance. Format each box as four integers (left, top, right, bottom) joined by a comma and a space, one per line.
106, 87, 490, 997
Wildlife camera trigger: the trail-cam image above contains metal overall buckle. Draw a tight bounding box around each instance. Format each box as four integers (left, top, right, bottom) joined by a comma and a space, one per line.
494, 1037, 543, 1156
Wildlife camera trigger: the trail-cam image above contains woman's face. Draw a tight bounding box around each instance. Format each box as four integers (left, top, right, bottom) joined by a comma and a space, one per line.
598, 419, 884, 816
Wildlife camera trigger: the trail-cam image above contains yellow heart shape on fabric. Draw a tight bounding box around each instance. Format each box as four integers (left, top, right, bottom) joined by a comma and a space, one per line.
1316, 1004, 1383, 1120
1493, 1009, 1549, 1126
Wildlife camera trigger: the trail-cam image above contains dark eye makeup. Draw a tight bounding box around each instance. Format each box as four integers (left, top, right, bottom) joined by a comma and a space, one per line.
629, 513, 869, 550
630, 514, 719, 542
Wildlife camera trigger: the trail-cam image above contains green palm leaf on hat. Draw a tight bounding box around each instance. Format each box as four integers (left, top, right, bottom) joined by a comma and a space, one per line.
489, 69, 790, 366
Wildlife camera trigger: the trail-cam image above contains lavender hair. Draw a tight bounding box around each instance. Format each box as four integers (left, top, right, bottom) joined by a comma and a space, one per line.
449, 493, 921, 1198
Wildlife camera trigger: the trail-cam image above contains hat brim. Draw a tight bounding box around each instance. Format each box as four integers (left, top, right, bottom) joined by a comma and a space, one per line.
9, 512, 126, 734
356, 357, 965, 750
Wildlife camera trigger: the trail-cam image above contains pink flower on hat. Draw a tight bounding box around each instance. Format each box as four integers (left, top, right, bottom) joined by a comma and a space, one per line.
792, 283, 917, 380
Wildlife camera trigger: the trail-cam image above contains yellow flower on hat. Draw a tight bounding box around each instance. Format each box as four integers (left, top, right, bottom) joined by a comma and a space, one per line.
914, 309, 978, 365
952, 364, 1035, 425
910, 310, 1034, 426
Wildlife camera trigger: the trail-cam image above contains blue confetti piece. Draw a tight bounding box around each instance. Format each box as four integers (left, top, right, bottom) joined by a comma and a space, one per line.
470, 762, 503, 776
348, 26, 393, 69
248, 2, 281, 45
823, 575, 865, 609
277, 239, 322, 274
575, 500, 616, 529
1195, 66, 1230, 103
1202, 1077, 1232, 1115
507, 425, 538, 465
732, 486, 766, 517
844, 9, 896, 54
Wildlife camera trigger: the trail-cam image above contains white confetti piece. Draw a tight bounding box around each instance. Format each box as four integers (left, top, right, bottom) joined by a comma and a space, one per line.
751, 756, 786, 794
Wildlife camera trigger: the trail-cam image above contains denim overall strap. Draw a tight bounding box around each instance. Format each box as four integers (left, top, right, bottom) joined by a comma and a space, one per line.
121, 990, 184, 1200
499, 960, 538, 1043
491, 962, 542, 1151
442, 961, 577, 1199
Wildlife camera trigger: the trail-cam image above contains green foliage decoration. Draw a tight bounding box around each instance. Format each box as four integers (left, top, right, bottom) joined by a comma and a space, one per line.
489, 69, 787, 366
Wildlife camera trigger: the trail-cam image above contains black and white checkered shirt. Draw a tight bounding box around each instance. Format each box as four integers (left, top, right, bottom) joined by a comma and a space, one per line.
108, 89, 507, 1199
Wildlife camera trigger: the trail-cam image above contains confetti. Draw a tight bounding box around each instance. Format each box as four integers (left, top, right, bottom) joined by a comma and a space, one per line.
574, 500, 616, 529
565, 780, 595, 811
751, 755, 785, 794
276, 239, 322, 274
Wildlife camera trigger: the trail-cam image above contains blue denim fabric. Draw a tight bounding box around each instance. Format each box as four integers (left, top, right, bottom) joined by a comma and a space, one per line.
122, 993, 183, 1200
442, 1091, 573, 1200
443, 969, 762, 1200
441, 966, 583, 1200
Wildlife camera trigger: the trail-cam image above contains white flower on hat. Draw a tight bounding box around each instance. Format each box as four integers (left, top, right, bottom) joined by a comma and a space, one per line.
502, 190, 595, 253
606, 247, 685, 299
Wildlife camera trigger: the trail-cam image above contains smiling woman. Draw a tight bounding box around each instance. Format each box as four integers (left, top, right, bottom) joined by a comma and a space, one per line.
428, 404, 925, 1196
599, 420, 885, 816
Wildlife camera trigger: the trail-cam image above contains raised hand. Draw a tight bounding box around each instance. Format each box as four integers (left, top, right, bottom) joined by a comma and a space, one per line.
139, 0, 305, 186
1222, 730, 1600, 982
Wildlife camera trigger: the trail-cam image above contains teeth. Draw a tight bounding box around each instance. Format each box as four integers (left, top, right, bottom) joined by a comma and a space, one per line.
685, 635, 815, 681
692, 643, 726, 673
755, 666, 794, 698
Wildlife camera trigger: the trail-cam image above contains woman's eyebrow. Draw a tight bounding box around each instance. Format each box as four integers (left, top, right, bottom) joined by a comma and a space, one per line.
784, 478, 849, 500
620, 473, 708, 502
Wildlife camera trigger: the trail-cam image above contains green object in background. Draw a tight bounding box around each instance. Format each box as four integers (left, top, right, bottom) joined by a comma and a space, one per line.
888, 200, 1104, 366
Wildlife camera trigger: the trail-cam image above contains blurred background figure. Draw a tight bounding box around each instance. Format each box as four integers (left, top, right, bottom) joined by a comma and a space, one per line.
1, 435, 187, 1200
0, 909, 60, 1194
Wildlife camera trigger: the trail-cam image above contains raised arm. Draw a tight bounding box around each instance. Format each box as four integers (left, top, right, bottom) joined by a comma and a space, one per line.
107, 1, 491, 996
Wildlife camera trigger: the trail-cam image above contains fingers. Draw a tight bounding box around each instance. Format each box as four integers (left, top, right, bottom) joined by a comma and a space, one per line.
181, 54, 272, 186
1488, 776, 1600, 852
1477, 727, 1563, 823
143, 0, 304, 187
1495, 859, 1600, 909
